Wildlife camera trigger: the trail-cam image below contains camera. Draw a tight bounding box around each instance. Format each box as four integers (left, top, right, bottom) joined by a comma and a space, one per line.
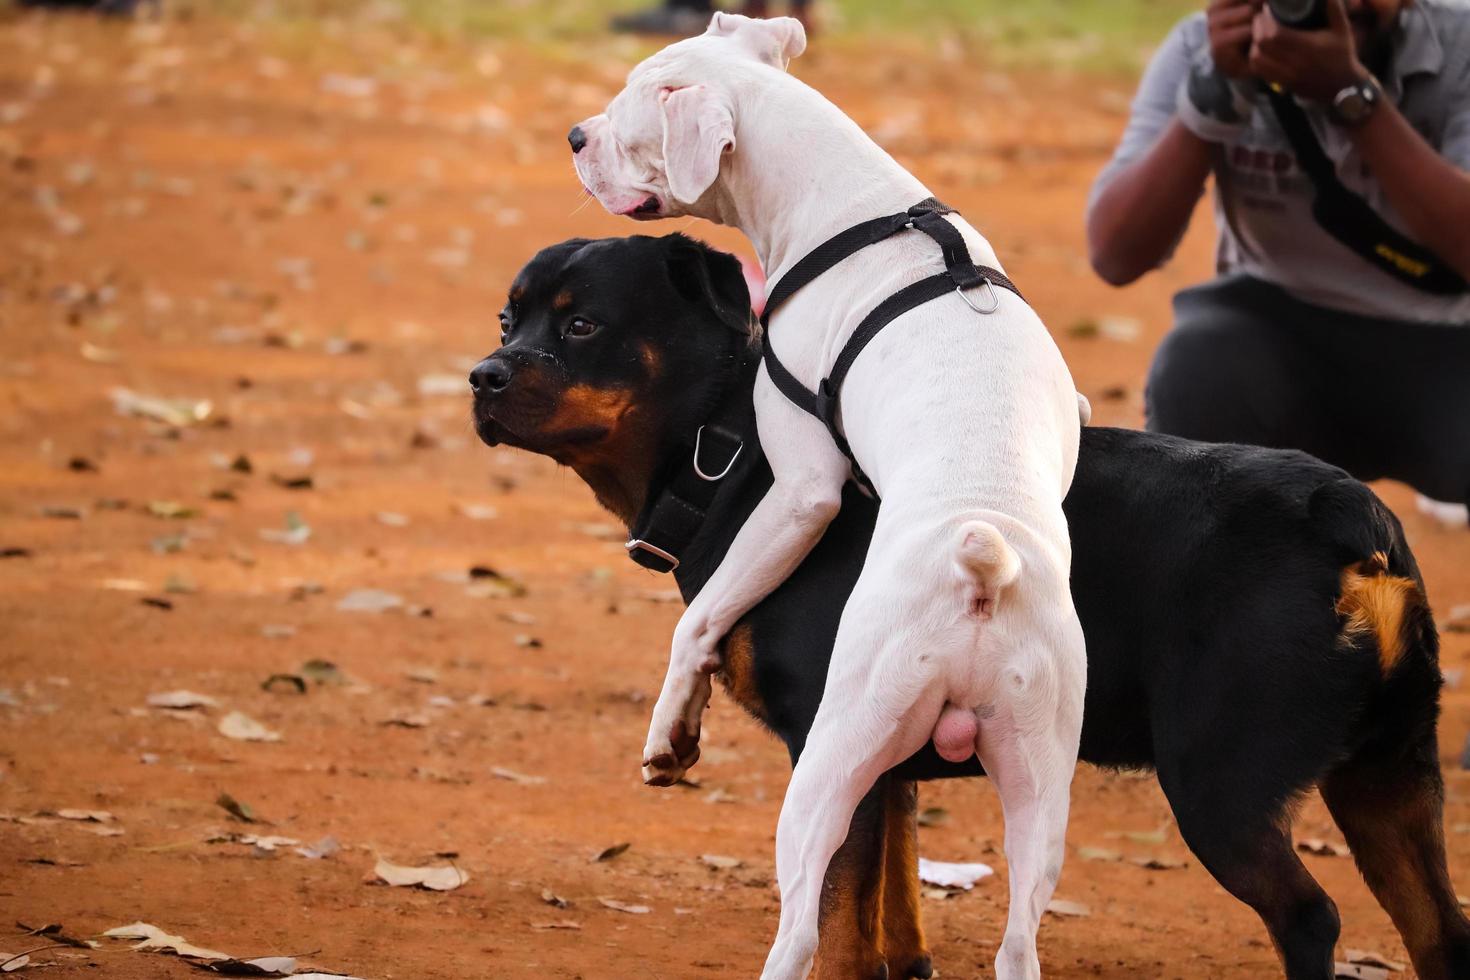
1267, 0, 1328, 29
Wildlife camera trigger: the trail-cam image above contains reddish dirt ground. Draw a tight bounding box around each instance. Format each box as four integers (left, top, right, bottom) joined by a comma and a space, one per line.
1, 10, 1467, 979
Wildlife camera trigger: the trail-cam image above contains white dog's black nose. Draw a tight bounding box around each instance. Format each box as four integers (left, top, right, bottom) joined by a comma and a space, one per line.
568, 125, 588, 154
469, 358, 514, 394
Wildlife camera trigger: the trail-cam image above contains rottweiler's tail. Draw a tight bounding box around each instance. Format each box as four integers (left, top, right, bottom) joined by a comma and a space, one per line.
955, 520, 1020, 620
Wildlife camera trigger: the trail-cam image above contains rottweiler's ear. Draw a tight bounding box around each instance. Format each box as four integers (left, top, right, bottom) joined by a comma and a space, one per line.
664, 234, 754, 337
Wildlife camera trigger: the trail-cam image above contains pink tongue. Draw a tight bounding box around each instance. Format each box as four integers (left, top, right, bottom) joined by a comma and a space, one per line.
932, 705, 978, 763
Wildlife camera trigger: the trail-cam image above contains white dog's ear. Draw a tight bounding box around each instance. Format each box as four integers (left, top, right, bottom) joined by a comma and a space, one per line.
705, 12, 806, 71
660, 85, 735, 205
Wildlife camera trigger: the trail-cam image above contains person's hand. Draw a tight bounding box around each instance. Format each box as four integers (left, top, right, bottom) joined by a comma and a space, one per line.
1249, 0, 1368, 101
1207, 0, 1264, 78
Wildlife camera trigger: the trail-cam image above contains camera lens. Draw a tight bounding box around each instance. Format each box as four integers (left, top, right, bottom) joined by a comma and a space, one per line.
1267, 0, 1327, 28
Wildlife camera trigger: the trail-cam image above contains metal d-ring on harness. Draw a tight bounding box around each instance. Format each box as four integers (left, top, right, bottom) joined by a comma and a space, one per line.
759, 198, 1025, 495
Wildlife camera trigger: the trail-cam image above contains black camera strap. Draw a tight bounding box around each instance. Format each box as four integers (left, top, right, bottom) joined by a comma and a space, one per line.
1266, 89, 1466, 295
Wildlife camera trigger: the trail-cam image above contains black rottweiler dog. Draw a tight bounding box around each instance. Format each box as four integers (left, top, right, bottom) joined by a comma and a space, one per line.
471, 235, 1470, 980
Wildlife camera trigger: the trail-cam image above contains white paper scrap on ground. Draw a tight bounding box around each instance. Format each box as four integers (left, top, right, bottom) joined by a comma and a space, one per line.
918, 857, 995, 890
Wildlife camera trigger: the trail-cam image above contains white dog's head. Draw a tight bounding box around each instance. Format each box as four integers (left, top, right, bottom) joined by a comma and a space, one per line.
569, 13, 806, 221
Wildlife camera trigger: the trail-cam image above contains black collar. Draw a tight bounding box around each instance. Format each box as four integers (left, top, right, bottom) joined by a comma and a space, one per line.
624, 346, 754, 574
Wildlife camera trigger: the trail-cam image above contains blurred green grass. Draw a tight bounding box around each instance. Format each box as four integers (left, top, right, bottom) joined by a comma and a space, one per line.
214, 0, 1197, 72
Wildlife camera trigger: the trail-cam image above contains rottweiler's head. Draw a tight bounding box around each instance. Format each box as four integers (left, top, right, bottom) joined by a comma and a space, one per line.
471, 234, 753, 522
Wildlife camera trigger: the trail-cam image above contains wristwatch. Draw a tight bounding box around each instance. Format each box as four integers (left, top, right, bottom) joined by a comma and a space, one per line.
1329, 75, 1381, 127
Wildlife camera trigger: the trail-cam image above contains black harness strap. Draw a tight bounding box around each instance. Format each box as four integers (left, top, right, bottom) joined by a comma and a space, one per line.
759, 199, 1023, 494
1267, 90, 1467, 296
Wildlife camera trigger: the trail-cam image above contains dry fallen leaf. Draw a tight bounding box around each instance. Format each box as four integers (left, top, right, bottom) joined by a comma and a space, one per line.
540, 888, 569, 908
1044, 899, 1091, 918
102, 922, 231, 960
296, 836, 341, 860
490, 766, 545, 786
215, 793, 259, 823
591, 842, 631, 863
54, 809, 113, 823
147, 690, 218, 710
699, 854, 742, 870
194, 956, 298, 975
337, 589, 403, 613
598, 897, 651, 915
1077, 846, 1122, 863
0, 953, 30, 973
218, 711, 282, 743
530, 921, 581, 931
1297, 838, 1351, 858
1343, 949, 1406, 972
373, 857, 469, 891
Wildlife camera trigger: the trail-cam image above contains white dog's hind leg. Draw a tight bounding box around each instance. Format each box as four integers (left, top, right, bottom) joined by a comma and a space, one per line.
760, 636, 945, 980
976, 641, 1085, 980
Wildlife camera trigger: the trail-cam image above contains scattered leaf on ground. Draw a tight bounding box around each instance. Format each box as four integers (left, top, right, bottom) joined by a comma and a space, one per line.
490, 766, 545, 786
54, 809, 113, 823
296, 836, 341, 860
1297, 838, 1351, 857
147, 690, 218, 710
700, 854, 741, 870
337, 589, 403, 613
1078, 846, 1122, 863
218, 711, 282, 743
530, 921, 581, 931
1342, 950, 1405, 972
597, 897, 650, 915
215, 794, 258, 823
591, 842, 631, 863
372, 857, 469, 891
540, 888, 569, 908
102, 922, 230, 960
916, 806, 949, 828
1044, 899, 1091, 917
190, 956, 297, 975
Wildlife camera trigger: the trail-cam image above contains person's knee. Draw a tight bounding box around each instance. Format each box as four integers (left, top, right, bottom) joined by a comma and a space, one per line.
1146, 320, 1252, 440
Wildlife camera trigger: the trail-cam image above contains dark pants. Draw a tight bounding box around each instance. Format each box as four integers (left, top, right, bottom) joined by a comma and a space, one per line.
1146, 275, 1470, 507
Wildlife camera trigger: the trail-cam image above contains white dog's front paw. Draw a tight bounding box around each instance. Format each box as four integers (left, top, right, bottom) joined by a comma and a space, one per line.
641, 716, 700, 787
641, 669, 712, 787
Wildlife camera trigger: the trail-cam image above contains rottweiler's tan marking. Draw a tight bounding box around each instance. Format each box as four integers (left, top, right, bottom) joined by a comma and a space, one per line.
552, 289, 574, 311
718, 624, 768, 725
1335, 550, 1425, 674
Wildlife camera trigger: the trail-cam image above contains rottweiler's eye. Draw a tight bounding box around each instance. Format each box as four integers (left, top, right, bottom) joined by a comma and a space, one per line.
498, 311, 512, 341
566, 317, 599, 338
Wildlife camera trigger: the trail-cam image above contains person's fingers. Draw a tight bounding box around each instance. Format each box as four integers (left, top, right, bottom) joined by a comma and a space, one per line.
1248, 49, 1293, 85
1209, 3, 1259, 28
1213, 23, 1256, 45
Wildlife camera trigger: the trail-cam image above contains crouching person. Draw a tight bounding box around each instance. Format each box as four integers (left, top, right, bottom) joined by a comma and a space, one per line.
1087, 0, 1470, 519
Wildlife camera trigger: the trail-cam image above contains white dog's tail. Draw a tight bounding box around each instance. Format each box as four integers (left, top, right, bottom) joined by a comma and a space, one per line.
955, 520, 1020, 619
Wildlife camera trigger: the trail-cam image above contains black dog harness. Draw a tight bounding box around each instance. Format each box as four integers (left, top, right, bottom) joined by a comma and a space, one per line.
760, 199, 1023, 494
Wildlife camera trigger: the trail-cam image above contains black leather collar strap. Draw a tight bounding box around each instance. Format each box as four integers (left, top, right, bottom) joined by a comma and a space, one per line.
625, 333, 751, 574
625, 419, 745, 572
759, 199, 1023, 495
1267, 90, 1467, 296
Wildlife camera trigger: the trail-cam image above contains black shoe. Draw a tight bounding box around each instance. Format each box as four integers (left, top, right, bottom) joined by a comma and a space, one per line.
610, 5, 712, 36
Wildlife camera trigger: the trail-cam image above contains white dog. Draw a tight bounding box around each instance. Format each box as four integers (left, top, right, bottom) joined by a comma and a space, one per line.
571, 15, 1086, 980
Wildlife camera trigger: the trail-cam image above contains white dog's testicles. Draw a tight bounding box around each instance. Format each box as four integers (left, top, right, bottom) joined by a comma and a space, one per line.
572, 14, 1087, 979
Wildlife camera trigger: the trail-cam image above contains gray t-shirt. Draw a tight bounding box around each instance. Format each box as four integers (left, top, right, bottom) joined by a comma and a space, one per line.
1090, 0, 1470, 324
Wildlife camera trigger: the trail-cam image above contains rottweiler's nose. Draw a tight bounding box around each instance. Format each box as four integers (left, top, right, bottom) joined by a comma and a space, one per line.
469, 358, 513, 394
568, 125, 588, 154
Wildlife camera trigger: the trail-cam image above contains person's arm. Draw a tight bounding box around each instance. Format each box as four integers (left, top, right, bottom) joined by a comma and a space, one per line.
1347, 103, 1470, 280
1087, 120, 1213, 286
1249, 0, 1470, 280
1088, 0, 1262, 286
